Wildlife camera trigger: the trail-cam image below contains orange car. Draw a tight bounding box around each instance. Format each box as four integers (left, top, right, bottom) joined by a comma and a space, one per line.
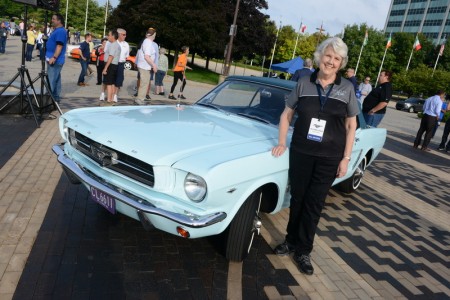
70, 45, 137, 70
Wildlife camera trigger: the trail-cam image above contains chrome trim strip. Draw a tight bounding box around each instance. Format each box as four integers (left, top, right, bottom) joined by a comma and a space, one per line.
52, 144, 227, 228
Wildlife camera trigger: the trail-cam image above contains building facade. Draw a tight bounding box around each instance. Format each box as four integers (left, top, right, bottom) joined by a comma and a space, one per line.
384, 0, 450, 44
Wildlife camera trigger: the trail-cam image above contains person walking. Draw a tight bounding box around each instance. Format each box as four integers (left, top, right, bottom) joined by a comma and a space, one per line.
77, 33, 92, 86
155, 47, 168, 96
135, 28, 158, 105
113, 28, 130, 103
271, 37, 358, 276
438, 103, 450, 152
0, 21, 7, 54
413, 90, 445, 151
45, 13, 67, 103
168, 46, 192, 100
362, 70, 393, 127
102, 29, 121, 105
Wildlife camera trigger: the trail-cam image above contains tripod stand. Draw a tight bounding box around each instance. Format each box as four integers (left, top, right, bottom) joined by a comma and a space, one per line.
0, 6, 61, 127
29, 11, 62, 117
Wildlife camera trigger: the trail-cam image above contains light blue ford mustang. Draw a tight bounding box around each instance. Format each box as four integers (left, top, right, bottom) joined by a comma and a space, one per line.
52, 76, 386, 261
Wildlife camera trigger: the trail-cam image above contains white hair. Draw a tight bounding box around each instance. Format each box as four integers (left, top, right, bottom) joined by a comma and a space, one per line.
313, 37, 348, 70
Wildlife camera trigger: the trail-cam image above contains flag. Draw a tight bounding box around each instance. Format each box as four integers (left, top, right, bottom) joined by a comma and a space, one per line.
386, 33, 392, 49
439, 43, 445, 56
413, 36, 421, 51
301, 24, 307, 33
363, 30, 368, 46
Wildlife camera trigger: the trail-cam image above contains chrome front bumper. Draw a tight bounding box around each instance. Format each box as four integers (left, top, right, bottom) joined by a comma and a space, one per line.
52, 144, 227, 228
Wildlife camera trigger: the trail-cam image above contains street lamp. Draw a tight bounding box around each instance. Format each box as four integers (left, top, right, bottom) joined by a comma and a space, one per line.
223, 0, 241, 76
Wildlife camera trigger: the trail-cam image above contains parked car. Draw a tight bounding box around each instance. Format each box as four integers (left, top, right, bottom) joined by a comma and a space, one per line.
395, 97, 425, 113
66, 39, 102, 58
69, 45, 137, 70
52, 76, 386, 261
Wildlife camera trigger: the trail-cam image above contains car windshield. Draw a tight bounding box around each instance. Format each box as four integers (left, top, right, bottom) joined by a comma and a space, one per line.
195, 80, 290, 126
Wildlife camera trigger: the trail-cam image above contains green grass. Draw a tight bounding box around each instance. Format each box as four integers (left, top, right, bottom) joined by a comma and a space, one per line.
166, 68, 219, 86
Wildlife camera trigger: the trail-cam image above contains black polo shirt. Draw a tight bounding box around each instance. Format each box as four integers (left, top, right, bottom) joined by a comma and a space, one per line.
362, 81, 392, 114
286, 69, 359, 158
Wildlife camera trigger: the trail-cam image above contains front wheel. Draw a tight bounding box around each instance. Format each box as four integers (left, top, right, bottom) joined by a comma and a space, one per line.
225, 190, 262, 261
124, 61, 133, 70
408, 107, 414, 113
337, 156, 367, 194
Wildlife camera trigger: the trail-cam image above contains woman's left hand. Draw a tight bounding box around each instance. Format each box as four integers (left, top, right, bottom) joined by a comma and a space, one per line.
336, 159, 349, 178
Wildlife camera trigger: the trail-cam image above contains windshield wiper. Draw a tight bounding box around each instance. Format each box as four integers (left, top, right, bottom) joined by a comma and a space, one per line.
236, 113, 271, 124
196, 102, 221, 110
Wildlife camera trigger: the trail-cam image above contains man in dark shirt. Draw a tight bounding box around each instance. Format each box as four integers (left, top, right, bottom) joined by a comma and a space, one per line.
362, 70, 393, 127
77, 33, 92, 86
291, 58, 313, 82
345, 68, 358, 93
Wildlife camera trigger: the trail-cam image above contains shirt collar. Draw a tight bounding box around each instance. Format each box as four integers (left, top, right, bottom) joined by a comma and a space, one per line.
310, 69, 342, 86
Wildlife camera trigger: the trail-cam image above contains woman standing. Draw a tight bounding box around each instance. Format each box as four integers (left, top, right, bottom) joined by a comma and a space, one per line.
95, 38, 107, 85
168, 46, 192, 100
271, 37, 358, 275
26, 24, 36, 61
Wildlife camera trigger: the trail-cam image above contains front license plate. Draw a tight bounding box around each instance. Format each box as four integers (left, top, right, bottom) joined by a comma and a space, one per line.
90, 186, 116, 214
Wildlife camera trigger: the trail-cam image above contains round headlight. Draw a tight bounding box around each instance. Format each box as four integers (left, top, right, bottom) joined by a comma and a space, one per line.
184, 173, 207, 202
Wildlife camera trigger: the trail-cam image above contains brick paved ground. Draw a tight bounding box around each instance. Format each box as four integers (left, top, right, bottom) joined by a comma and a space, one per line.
1, 36, 449, 299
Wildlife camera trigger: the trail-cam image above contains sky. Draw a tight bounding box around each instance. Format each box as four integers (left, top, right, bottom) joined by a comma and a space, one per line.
101, 0, 392, 36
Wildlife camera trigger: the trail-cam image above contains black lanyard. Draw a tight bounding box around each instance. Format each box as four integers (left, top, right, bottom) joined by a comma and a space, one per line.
316, 84, 334, 114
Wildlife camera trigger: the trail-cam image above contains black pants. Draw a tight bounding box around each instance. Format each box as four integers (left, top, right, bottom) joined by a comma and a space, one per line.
285, 150, 340, 255
96, 60, 105, 85
170, 71, 186, 94
414, 114, 437, 149
438, 119, 450, 150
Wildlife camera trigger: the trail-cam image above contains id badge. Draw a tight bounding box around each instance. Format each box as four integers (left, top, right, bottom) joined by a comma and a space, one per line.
307, 118, 326, 142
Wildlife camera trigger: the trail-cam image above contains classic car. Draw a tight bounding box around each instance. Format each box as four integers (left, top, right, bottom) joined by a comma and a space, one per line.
395, 97, 425, 113
69, 45, 137, 70
52, 76, 386, 261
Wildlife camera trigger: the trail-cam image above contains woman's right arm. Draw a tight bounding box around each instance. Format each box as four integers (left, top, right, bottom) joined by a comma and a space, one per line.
271, 106, 294, 157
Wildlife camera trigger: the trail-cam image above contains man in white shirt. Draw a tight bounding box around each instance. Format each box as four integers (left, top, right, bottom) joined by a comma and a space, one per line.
135, 28, 158, 105
358, 76, 372, 105
413, 90, 445, 151
114, 28, 130, 103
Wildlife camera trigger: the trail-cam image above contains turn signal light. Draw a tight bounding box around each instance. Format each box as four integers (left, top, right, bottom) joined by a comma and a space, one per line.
176, 227, 190, 238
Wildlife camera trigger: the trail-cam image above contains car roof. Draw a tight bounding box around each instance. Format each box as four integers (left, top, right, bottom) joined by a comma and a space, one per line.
226, 76, 296, 90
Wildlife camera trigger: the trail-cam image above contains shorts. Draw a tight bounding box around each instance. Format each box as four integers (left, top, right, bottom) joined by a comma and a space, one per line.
155, 70, 166, 86
103, 64, 118, 85
115, 62, 125, 87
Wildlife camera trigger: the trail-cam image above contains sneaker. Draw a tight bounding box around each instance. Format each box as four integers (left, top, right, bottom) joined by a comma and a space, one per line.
274, 240, 295, 256
133, 92, 138, 97
96, 83, 101, 85
159, 92, 165, 96
145, 94, 151, 100
438, 147, 445, 151
134, 98, 145, 105
168, 95, 176, 100
113, 94, 118, 103
77, 82, 85, 86
293, 253, 314, 275
179, 95, 187, 100
99, 93, 105, 101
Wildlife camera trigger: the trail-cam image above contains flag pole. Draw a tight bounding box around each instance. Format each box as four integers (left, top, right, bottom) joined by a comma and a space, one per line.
355, 43, 364, 76
268, 20, 282, 77
432, 35, 446, 76
375, 47, 388, 86
103, 0, 109, 37
292, 20, 302, 59
406, 33, 419, 71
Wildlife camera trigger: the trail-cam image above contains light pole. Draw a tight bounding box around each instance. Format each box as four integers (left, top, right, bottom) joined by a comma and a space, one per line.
65, 0, 69, 29
103, 0, 109, 37
223, 0, 241, 76
84, 0, 89, 34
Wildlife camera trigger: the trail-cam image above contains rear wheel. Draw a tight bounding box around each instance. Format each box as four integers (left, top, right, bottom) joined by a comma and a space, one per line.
225, 190, 262, 261
337, 156, 367, 194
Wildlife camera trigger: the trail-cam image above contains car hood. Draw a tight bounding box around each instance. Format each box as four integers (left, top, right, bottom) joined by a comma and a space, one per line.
63, 105, 279, 165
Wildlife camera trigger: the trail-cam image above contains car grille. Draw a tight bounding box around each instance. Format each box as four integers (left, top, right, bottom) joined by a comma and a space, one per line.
68, 129, 154, 187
